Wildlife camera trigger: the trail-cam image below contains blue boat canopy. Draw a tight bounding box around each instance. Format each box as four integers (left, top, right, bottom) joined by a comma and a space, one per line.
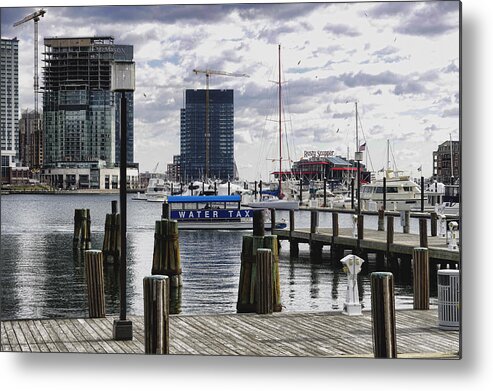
167, 195, 241, 203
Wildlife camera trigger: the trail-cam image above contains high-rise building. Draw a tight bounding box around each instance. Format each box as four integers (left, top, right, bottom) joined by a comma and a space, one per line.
1, 38, 19, 182
180, 89, 234, 181
42, 36, 134, 168
19, 109, 42, 168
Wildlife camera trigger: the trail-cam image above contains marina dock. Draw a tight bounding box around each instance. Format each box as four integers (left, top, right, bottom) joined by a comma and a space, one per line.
1, 309, 459, 357
271, 208, 460, 264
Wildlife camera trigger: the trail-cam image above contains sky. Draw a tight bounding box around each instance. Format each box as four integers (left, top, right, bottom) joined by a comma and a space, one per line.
1, 0, 460, 180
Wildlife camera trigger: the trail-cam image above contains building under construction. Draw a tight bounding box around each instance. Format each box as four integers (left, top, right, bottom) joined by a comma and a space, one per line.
42, 36, 134, 168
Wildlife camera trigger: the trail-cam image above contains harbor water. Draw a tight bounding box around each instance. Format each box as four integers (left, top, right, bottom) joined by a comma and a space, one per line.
0, 194, 437, 320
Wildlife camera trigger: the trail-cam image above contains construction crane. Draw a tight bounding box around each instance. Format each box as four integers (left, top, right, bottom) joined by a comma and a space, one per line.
192, 68, 249, 179
14, 9, 46, 169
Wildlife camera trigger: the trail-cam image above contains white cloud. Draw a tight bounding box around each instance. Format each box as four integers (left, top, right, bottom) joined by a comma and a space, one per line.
2, 1, 459, 179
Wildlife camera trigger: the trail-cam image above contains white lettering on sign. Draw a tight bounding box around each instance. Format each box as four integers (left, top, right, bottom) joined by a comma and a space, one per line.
179, 211, 186, 218
244, 210, 251, 218
304, 150, 335, 158
213, 211, 218, 218
205, 211, 210, 218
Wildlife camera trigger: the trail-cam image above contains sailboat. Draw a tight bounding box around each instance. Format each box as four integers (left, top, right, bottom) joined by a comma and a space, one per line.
248, 44, 299, 210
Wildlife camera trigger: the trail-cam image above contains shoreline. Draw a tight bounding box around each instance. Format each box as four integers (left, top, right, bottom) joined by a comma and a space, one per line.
1, 188, 143, 195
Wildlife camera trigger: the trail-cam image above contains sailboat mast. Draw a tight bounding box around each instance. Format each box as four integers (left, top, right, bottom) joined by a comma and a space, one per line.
278, 44, 282, 197
355, 102, 359, 152
386, 139, 390, 177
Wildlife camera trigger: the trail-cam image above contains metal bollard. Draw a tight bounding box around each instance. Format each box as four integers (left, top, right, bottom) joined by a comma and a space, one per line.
371, 272, 397, 358
340, 254, 364, 315
143, 275, 170, 354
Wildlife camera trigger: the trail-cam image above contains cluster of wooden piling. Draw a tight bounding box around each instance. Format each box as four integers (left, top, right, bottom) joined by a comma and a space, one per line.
237, 210, 281, 314
151, 219, 183, 287
73, 209, 91, 250
102, 201, 120, 264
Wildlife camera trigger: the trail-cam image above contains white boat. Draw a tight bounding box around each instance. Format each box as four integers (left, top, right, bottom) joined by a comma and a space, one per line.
360, 175, 422, 211
145, 178, 168, 202
167, 195, 286, 230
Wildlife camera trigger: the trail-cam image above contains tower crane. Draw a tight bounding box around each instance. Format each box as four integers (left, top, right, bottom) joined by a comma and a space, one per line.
192, 68, 249, 179
14, 9, 46, 169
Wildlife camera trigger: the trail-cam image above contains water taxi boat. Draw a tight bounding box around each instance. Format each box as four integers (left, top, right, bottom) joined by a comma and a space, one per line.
167, 195, 286, 230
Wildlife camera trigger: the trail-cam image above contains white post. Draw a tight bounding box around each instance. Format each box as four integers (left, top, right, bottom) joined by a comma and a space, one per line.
352, 214, 358, 238
448, 221, 459, 251
340, 254, 365, 316
438, 214, 447, 238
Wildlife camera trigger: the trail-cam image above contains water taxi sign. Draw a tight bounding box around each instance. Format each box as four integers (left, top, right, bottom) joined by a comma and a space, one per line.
171, 209, 254, 220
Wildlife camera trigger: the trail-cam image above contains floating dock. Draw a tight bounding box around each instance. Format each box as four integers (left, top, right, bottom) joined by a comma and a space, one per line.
1, 309, 459, 357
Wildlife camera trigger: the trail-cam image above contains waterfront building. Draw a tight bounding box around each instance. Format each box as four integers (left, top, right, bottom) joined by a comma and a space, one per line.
180, 89, 234, 181
433, 140, 460, 184
1, 38, 19, 183
19, 109, 43, 169
40, 160, 139, 190
167, 154, 181, 182
275, 152, 369, 184
42, 36, 134, 168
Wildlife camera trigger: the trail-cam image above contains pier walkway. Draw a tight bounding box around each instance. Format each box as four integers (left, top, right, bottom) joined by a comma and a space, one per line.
273, 227, 459, 262
1, 309, 459, 358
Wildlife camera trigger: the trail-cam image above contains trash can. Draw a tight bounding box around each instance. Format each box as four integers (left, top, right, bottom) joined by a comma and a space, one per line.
437, 269, 460, 330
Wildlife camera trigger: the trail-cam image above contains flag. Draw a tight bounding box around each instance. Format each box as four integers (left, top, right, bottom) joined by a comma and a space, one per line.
417, 165, 422, 172
359, 143, 366, 152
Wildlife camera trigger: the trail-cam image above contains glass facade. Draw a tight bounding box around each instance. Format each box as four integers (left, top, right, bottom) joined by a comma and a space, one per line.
1, 38, 19, 180
42, 37, 134, 168
180, 89, 234, 181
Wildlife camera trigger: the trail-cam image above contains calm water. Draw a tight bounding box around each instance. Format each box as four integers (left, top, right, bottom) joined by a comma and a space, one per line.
0, 194, 435, 320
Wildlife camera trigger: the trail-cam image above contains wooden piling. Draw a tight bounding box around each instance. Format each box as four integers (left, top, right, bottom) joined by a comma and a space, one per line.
253, 209, 265, 236
152, 219, 183, 287
162, 201, 170, 219
413, 247, 429, 310
419, 218, 428, 248
85, 250, 106, 318
332, 212, 339, 237
256, 249, 273, 314
103, 203, 120, 264
237, 235, 281, 313
73, 209, 91, 250
357, 215, 364, 240
143, 275, 169, 354
310, 210, 319, 234
270, 209, 276, 231
289, 210, 295, 232
371, 272, 397, 358
378, 209, 385, 231
402, 211, 410, 234
290, 240, 299, 257
430, 212, 438, 237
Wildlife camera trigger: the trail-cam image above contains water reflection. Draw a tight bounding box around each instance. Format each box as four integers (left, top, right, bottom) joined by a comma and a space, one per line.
1, 194, 421, 320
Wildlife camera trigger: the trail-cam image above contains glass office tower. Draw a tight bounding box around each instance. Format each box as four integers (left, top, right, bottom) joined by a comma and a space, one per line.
1, 38, 19, 181
180, 89, 234, 181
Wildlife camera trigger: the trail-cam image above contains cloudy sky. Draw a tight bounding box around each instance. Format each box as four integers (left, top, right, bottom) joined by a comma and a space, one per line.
1, 0, 460, 180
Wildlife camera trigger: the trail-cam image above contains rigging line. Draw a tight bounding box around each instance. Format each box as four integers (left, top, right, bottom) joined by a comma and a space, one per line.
390, 141, 399, 173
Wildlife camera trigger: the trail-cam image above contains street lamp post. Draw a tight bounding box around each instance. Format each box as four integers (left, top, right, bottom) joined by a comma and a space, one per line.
111, 60, 135, 341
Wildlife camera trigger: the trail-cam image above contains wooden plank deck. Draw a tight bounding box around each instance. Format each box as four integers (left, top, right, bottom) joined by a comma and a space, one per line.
0, 310, 460, 358
273, 227, 460, 262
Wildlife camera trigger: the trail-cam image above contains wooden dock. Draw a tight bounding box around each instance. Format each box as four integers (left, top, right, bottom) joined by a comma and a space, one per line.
1, 309, 459, 358
271, 208, 460, 264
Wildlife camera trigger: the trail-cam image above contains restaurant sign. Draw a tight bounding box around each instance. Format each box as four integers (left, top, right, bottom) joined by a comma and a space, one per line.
304, 150, 335, 158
